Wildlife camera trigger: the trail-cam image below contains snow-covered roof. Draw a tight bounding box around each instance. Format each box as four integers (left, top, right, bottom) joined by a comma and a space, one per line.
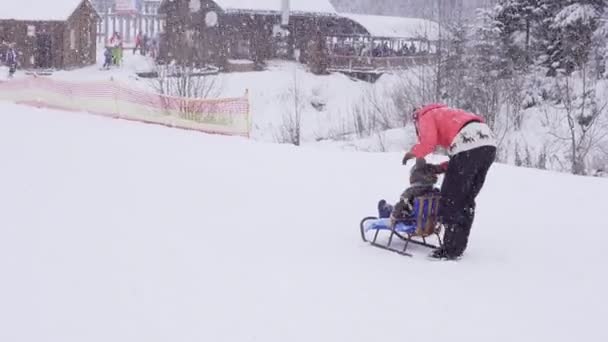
0, 0, 92, 21
212, 0, 337, 16
341, 13, 441, 40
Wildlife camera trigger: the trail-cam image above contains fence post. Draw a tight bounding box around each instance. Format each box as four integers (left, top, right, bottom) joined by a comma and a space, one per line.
111, 78, 120, 119
245, 89, 251, 138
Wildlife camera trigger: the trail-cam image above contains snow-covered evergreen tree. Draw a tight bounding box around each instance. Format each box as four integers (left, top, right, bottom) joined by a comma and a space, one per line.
441, 8, 514, 127
468, 8, 516, 127
550, 0, 604, 74
495, 0, 541, 68
440, 22, 470, 108
590, 2, 608, 78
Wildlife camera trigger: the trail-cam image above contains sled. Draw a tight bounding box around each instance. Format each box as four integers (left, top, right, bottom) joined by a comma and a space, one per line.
360, 195, 443, 257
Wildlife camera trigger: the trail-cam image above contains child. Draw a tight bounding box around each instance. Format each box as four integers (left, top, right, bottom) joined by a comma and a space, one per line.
102, 47, 113, 69
109, 32, 122, 66
378, 158, 440, 223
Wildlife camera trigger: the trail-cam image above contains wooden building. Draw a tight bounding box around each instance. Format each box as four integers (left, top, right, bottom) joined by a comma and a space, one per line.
335, 13, 439, 55
157, 0, 440, 77
326, 13, 441, 74
157, 0, 349, 69
0, 0, 99, 69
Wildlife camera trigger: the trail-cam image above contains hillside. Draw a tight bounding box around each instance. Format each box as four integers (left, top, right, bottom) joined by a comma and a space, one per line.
1, 102, 607, 342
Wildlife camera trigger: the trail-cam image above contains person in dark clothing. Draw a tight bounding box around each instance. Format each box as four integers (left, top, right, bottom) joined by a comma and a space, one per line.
133, 32, 143, 55
402, 104, 497, 260
5, 44, 18, 77
141, 34, 149, 56
102, 47, 113, 69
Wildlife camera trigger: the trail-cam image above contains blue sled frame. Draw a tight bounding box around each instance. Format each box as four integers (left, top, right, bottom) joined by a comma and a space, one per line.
360, 196, 443, 257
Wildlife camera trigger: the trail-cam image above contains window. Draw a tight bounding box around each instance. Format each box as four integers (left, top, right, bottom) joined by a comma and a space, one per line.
27, 25, 36, 37
70, 29, 76, 49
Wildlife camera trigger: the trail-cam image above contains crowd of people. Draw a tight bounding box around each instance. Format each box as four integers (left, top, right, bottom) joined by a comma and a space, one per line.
330, 40, 430, 58
103, 31, 159, 70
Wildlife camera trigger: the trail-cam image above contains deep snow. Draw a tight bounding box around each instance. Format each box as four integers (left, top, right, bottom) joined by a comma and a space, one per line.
1, 102, 607, 342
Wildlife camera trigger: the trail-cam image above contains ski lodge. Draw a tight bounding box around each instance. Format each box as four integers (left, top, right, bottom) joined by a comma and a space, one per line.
157, 0, 346, 68
326, 13, 440, 73
0, 0, 99, 69
156, 0, 441, 74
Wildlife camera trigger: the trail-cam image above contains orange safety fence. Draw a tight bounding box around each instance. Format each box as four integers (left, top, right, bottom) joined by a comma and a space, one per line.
0, 77, 250, 137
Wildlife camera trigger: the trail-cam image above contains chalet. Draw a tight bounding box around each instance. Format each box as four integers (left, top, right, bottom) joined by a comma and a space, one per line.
157, 0, 442, 77
324, 14, 441, 76
158, 0, 354, 68
0, 0, 99, 69
337, 13, 440, 54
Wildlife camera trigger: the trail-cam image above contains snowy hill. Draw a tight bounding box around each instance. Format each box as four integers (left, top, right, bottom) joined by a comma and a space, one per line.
1, 102, 607, 342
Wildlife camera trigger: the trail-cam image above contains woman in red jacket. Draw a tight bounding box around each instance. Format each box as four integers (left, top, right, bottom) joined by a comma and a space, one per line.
403, 104, 497, 260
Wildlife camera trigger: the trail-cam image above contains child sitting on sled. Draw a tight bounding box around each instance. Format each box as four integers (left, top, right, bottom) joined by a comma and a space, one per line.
378, 158, 441, 223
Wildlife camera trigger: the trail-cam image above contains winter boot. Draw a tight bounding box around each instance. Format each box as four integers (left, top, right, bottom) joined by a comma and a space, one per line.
428, 247, 461, 261
430, 223, 465, 260
377, 200, 393, 219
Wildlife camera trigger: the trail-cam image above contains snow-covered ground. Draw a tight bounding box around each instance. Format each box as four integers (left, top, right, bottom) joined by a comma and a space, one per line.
2, 48, 406, 145
2, 48, 607, 174
1, 102, 607, 342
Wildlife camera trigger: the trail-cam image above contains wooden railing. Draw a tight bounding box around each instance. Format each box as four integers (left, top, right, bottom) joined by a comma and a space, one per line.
328, 54, 433, 73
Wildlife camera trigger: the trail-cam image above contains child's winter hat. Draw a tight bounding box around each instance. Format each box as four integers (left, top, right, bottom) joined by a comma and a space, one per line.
410, 158, 438, 187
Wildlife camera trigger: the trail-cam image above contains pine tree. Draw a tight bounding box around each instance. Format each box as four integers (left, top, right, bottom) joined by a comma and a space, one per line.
495, 0, 540, 68
441, 22, 469, 107
539, 0, 605, 75
470, 8, 510, 126
591, 9, 608, 77
444, 7, 513, 127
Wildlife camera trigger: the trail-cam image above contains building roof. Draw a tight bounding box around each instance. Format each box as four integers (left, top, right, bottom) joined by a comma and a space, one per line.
212, 0, 337, 16
341, 13, 441, 40
1, 0, 94, 21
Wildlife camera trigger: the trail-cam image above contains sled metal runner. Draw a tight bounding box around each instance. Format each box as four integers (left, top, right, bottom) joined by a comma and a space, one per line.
360, 196, 442, 257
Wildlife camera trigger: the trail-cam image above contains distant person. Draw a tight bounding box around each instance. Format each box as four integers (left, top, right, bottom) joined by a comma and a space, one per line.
109, 32, 123, 65
133, 32, 143, 55
402, 104, 497, 260
410, 43, 417, 54
102, 46, 113, 69
142, 34, 149, 56
360, 44, 371, 57
150, 35, 159, 59
5, 44, 18, 78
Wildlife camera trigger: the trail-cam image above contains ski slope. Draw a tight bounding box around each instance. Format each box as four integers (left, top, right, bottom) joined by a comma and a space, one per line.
1, 103, 607, 342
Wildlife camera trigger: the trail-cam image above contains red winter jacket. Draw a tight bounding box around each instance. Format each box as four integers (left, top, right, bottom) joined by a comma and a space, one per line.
409, 104, 484, 158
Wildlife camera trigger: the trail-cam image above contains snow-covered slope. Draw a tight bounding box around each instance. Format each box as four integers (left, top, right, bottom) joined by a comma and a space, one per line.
1, 103, 607, 342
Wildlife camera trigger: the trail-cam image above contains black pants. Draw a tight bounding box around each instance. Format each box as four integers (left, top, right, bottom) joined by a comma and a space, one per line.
439, 145, 496, 257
